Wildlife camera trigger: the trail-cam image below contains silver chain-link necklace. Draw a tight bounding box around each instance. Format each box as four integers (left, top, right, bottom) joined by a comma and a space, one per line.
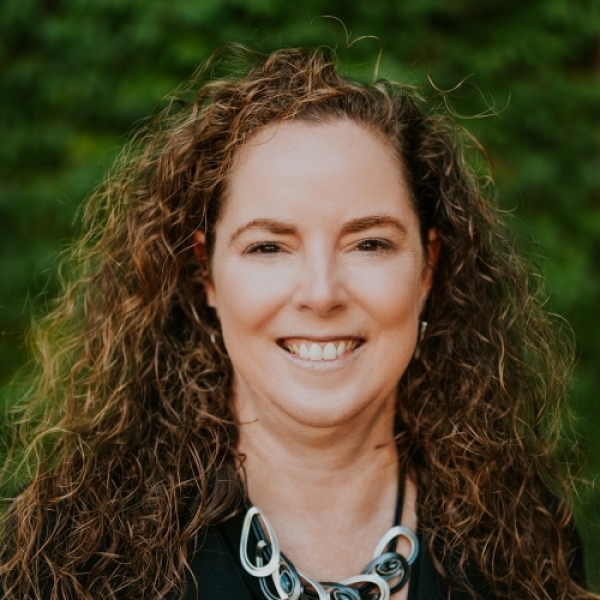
239, 478, 419, 600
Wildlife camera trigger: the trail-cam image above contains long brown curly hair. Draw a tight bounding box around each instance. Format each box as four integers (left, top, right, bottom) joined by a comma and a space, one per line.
1, 44, 595, 599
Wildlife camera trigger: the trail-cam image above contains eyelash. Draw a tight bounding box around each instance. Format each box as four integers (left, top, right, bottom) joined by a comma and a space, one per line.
246, 239, 395, 255
246, 241, 282, 254
355, 238, 395, 252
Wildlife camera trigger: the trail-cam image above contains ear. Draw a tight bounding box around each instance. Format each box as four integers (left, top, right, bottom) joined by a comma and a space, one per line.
421, 228, 441, 303
192, 230, 217, 308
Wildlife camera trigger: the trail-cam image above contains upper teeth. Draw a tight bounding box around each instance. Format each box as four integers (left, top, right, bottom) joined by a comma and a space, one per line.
283, 340, 359, 361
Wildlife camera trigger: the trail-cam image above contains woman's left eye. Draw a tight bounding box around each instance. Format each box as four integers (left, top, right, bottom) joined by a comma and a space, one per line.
356, 239, 393, 252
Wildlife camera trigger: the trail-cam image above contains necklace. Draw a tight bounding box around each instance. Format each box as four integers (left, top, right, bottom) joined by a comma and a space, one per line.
238, 478, 419, 600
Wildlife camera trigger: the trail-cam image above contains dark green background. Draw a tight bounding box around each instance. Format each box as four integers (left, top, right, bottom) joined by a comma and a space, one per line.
1, 0, 599, 587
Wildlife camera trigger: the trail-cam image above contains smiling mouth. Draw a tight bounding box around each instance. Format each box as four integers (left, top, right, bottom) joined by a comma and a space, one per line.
278, 338, 363, 362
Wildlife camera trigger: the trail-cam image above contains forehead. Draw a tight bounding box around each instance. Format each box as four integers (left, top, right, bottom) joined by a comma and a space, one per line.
219, 119, 416, 231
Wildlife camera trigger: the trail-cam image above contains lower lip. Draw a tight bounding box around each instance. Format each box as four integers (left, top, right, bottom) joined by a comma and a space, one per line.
277, 343, 365, 369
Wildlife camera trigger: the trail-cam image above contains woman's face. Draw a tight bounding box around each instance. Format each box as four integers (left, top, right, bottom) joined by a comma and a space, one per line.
196, 119, 438, 430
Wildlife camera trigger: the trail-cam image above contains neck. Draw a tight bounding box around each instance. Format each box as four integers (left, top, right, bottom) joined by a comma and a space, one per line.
238, 417, 399, 512
236, 386, 399, 511
234, 390, 401, 581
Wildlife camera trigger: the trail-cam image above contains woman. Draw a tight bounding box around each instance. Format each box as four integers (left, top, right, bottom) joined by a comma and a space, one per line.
0, 46, 594, 599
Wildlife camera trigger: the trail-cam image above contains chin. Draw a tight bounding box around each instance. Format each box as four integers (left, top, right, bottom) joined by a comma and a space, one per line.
273, 389, 390, 430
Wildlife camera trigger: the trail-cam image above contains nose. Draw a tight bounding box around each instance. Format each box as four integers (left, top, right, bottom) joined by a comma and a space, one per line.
292, 247, 348, 317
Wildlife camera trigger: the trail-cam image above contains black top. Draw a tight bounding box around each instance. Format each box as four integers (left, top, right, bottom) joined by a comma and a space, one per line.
183, 510, 588, 600
184, 509, 447, 600
0, 491, 587, 599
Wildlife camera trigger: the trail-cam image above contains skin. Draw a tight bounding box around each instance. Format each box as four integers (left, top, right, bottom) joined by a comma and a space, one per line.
194, 119, 439, 598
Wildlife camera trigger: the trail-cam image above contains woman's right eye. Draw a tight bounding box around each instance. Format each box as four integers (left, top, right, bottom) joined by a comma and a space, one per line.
246, 242, 282, 254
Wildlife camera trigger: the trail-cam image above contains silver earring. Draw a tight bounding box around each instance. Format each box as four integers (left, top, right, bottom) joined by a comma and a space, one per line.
210, 332, 216, 344
413, 321, 428, 360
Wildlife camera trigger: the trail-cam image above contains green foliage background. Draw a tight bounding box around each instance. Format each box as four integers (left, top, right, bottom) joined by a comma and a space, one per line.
1, 0, 599, 587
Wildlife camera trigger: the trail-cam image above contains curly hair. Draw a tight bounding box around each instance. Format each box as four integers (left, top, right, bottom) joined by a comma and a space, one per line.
0, 45, 594, 599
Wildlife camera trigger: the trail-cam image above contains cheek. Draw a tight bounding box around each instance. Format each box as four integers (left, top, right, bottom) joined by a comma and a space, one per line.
212, 259, 294, 335
347, 259, 424, 329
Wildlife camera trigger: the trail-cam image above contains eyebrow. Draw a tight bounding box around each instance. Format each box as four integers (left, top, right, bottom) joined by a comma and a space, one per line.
229, 219, 297, 245
228, 215, 407, 245
341, 215, 408, 237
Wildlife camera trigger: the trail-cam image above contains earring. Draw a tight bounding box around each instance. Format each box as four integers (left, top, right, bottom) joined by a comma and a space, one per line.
413, 321, 428, 360
210, 333, 216, 344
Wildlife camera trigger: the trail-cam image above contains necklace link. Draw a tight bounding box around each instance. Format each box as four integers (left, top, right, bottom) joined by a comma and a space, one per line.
240, 507, 282, 577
